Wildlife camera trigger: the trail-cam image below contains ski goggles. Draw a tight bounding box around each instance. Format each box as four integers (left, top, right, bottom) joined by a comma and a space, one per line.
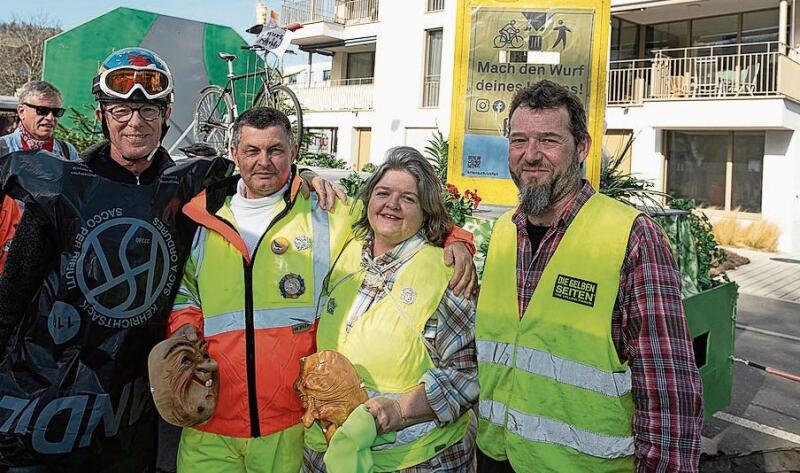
98, 67, 172, 101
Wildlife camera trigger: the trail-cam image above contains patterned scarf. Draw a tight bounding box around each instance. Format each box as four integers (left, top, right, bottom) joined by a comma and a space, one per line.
16, 122, 55, 152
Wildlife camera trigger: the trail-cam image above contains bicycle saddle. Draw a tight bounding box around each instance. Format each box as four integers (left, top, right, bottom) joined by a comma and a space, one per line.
218, 52, 237, 61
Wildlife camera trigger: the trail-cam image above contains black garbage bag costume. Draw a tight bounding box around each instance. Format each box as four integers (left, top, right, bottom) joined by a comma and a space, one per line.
0, 144, 232, 471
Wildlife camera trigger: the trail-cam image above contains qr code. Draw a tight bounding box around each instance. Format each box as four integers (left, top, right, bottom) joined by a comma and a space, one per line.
467, 155, 482, 169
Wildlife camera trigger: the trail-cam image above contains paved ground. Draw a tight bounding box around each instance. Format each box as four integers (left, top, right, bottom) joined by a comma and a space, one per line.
702, 249, 800, 461
727, 247, 800, 302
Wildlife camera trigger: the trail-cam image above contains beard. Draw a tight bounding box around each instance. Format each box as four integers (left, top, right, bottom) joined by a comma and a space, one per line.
517, 154, 582, 216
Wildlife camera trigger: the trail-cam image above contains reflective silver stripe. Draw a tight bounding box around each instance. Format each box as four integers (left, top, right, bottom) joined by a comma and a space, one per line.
476, 339, 514, 367
204, 307, 317, 336
507, 406, 634, 459
193, 226, 207, 281
365, 390, 437, 450
479, 400, 633, 459
515, 345, 632, 397
477, 340, 632, 397
478, 399, 507, 427
203, 195, 331, 337
310, 194, 331, 311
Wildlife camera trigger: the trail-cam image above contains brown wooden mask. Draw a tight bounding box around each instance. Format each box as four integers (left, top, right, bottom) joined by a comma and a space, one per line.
148, 335, 219, 427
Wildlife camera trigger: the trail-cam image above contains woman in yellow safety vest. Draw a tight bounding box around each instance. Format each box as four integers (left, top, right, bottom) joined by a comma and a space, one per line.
303, 147, 478, 472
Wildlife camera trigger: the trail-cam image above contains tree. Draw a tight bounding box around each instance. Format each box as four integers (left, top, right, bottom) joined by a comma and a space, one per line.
0, 15, 61, 96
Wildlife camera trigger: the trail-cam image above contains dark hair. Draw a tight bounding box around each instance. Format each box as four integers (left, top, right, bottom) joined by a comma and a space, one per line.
352, 146, 453, 246
231, 106, 292, 148
508, 80, 589, 145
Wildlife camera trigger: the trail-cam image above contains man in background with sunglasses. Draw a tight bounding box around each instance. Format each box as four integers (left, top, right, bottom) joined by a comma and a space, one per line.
0, 80, 79, 273
1, 80, 78, 160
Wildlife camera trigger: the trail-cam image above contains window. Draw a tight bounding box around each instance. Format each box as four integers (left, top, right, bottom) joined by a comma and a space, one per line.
641, 8, 783, 58
645, 20, 689, 57
322, 70, 331, 81
346, 51, 375, 83
666, 131, 764, 212
426, 0, 444, 12
732, 132, 764, 212
610, 18, 640, 64
691, 14, 738, 55
422, 29, 443, 107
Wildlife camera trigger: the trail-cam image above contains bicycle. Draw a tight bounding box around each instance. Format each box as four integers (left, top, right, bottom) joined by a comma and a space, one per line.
493, 21, 525, 49
193, 44, 303, 154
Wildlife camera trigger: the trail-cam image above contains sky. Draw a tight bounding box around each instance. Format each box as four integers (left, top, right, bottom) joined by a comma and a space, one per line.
0, 0, 279, 40
0, 0, 314, 66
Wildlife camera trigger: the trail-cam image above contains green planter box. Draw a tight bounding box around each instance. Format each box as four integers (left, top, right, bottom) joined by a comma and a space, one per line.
684, 281, 738, 418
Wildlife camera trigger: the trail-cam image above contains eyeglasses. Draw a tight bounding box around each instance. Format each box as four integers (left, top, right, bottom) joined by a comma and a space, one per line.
22, 102, 65, 118
99, 67, 172, 101
104, 104, 164, 122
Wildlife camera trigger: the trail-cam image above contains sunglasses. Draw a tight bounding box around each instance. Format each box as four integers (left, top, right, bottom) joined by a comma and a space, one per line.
22, 102, 66, 118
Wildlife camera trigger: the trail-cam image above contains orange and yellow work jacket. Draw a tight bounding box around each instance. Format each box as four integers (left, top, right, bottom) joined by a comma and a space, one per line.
169, 174, 354, 438
0, 196, 21, 273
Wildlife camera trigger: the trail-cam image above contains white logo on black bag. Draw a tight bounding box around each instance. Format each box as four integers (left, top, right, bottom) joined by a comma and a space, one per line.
64, 212, 179, 331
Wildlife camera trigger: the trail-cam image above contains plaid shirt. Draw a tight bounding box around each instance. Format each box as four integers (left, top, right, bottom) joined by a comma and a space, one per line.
513, 182, 703, 473
305, 233, 478, 472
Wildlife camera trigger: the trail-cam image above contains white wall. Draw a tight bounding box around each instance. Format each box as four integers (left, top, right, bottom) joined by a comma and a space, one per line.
607, 98, 800, 251
302, 110, 374, 166
368, 1, 454, 164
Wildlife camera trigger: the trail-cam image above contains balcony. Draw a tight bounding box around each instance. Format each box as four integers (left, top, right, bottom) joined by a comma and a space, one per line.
289, 77, 374, 112
422, 75, 440, 108
607, 42, 800, 106
282, 0, 378, 26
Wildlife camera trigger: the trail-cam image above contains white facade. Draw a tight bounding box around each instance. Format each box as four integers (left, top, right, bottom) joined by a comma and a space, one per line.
607, 0, 800, 252
285, 0, 800, 252
284, 0, 452, 168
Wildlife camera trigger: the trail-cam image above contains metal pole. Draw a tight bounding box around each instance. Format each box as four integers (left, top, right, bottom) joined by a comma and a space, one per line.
733, 357, 800, 383
167, 119, 197, 155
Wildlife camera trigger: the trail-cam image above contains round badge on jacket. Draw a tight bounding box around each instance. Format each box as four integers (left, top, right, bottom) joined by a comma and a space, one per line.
271, 237, 290, 255
279, 273, 306, 299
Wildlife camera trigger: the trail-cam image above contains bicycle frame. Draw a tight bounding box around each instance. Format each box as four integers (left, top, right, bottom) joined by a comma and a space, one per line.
222, 49, 283, 118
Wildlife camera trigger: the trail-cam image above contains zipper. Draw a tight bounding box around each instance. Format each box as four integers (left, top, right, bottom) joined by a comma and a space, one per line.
243, 262, 260, 437
135, 175, 140, 185
238, 182, 297, 438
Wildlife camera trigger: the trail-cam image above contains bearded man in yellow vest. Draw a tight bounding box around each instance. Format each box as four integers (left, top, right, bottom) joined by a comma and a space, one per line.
475, 80, 703, 473
167, 107, 477, 473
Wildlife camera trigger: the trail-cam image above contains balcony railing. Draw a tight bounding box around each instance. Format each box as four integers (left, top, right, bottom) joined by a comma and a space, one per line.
608, 42, 783, 105
422, 76, 440, 107
281, 0, 378, 26
289, 77, 374, 111
427, 0, 445, 12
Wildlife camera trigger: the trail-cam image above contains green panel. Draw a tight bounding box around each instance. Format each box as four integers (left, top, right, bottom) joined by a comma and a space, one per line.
683, 281, 738, 418
203, 24, 264, 113
42, 8, 159, 129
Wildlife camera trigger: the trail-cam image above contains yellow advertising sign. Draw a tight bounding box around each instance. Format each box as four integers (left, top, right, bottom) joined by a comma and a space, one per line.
448, 0, 611, 205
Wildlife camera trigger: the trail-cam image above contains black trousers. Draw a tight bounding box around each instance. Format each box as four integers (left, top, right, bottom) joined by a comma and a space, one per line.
477, 448, 516, 473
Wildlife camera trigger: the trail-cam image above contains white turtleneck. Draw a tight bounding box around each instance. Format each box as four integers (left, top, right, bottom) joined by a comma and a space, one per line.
230, 179, 288, 257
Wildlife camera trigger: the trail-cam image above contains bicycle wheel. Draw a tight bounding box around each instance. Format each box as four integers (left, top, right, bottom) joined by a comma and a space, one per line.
254, 84, 304, 145
194, 85, 234, 154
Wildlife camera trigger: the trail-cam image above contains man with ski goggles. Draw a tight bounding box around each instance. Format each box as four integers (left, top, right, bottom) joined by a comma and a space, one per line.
0, 47, 232, 472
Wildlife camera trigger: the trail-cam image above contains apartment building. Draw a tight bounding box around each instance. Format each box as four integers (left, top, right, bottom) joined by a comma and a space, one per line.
283, 0, 800, 252
607, 0, 800, 252
282, 0, 451, 169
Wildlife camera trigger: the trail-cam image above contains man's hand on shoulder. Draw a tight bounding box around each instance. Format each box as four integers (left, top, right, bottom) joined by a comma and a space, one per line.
299, 169, 347, 211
